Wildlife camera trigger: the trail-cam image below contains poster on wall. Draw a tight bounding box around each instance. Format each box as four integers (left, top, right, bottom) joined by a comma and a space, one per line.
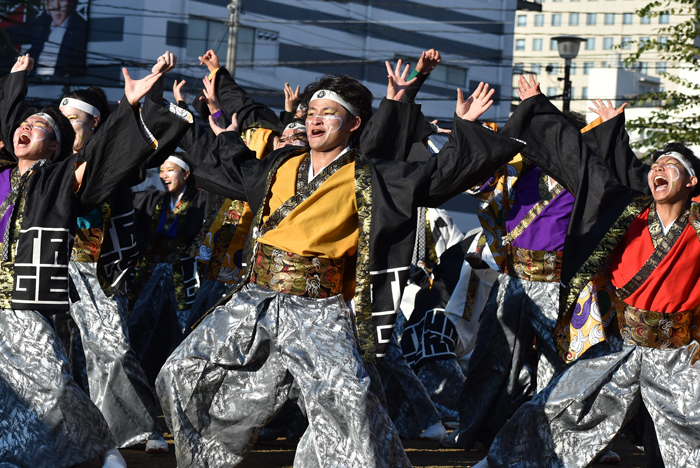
0, 0, 90, 76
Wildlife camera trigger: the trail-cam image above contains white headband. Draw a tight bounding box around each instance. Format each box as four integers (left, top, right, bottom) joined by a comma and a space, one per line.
284, 122, 306, 133
309, 90, 360, 117
661, 151, 696, 178
32, 113, 61, 144
165, 155, 190, 172
60, 97, 101, 118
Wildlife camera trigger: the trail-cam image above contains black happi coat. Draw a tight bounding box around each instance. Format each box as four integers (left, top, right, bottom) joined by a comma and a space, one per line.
0, 71, 190, 312
500, 94, 653, 315
187, 98, 524, 362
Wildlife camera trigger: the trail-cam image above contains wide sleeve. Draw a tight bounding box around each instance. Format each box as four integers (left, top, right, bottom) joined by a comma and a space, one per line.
77, 97, 191, 207
360, 98, 426, 162
421, 117, 525, 207
189, 130, 268, 205
214, 67, 282, 132
0, 70, 28, 158
582, 112, 651, 194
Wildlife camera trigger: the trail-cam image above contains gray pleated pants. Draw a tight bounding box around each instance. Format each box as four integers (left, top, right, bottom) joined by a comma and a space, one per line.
487, 342, 700, 467
156, 283, 410, 468
69, 261, 161, 447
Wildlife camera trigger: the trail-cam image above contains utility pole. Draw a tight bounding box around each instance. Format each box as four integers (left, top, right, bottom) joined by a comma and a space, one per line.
226, 0, 241, 77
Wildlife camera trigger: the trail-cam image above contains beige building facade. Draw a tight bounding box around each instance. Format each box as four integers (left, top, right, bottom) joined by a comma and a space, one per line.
512, 0, 679, 114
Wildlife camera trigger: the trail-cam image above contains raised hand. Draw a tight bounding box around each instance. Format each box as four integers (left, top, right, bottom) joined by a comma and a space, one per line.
11, 53, 33, 73
431, 119, 451, 134
516, 74, 541, 101
209, 112, 239, 136
456, 82, 495, 122
284, 82, 301, 112
200, 74, 221, 114
416, 49, 441, 74
199, 50, 220, 73
385, 59, 416, 101
173, 80, 187, 103
123, 68, 162, 106
588, 98, 627, 122
151, 51, 176, 75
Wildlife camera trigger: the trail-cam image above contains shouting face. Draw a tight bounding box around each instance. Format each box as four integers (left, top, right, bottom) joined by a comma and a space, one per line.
13, 115, 59, 160
648, 155, 697, 204
305, 98, 360, 153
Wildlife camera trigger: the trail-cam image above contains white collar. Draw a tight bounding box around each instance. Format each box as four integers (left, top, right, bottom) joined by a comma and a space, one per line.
169, 190, 185, 212
309, 147, 351, 182
658, 213, 676, 236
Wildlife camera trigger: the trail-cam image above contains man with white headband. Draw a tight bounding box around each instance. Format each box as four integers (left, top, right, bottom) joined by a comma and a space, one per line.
470, 76, 700, 468
0, 53, 192, 468
156, 69, 525, 467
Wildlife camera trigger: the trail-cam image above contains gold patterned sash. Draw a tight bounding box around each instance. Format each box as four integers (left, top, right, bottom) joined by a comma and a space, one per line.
501, 182, 564, 246
251, 243, 344, 298
616, 303, 697, 349
504, 245, 563, 282
616, 204, 688, 300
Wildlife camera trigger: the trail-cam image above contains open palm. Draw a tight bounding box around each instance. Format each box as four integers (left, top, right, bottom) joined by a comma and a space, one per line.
456, 82, 495, 122
123, 68, 162, 106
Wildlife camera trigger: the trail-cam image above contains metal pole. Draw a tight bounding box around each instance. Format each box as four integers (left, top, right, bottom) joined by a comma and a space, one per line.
226, 0, 240, 77
563, 57, 572, 112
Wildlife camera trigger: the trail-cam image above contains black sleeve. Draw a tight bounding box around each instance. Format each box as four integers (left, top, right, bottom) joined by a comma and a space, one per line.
279, 110, 296, 126
77, 97, 191, 207
422, 117, 526, 207
359, 98, 427, 162
189, 130, 266, 203
214, 67, 282, 132
0, 70, 28, 158
582, 113, 651, 194
400, 72, 429, 104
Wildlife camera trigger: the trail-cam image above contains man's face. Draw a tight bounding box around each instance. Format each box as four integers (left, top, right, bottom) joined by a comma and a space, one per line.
60, 105, 96, 153
47, 0, 70, 26
648, 155, 696, 204
160, 161, 188, 194
13, 115, 58, 160
275, 128, 308, 149
305, 99, 358, 152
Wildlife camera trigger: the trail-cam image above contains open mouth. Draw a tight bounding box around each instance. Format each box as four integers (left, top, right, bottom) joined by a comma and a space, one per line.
309, 128, 325, 138
654, 176, 669, 192
17, 133, 31, 147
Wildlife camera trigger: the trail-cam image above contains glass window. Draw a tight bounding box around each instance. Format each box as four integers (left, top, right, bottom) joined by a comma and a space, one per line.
582, 87, 588, 99
603, 37, 614, 50
447, 67, 467, 87
547, 87, 558, 96
641, 13, 651, 24
640, 36, 650, 45
517, 15, 527, 26
531, 63, 542, 74
552, 14, 562, 26
659, 36, 668, 45
622, 13, 633, 24
605, 13, 615, 25
587, 13, 597, 25
514, 63, 524, 74
548, 63, 559, 74
535, 14, 544, 26
640, 62, 649, 74
583, 62, 593, 74
659, 13, 670, 24
516, 39, 526, 50
570, 63, 577, 74
621, 36, 632, 49
569, 13, 579, 26
550, 38, 558, 50
585, 38, 596, 50
570, 87, 575, 98
656, 62, 667, 74
533, 38, 543, 50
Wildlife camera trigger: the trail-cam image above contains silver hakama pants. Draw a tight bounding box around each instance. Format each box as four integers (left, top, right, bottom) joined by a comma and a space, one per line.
487, 342, 700, 468
156, 283, 410, 468
68, 261, 161, 448
456, 275, 563, 449
0, 308, 115, 467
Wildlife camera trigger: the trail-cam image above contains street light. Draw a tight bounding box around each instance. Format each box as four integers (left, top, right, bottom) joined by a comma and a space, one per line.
553, 36, 586, 111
